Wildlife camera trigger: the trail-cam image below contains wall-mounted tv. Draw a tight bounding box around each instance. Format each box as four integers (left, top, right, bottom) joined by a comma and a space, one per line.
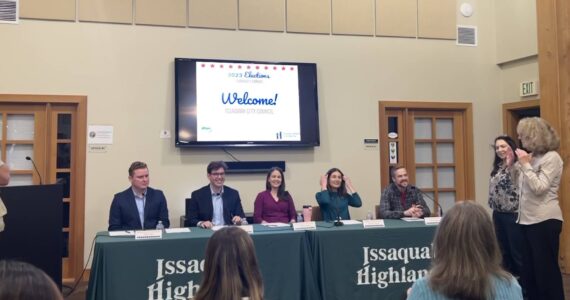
175, 58, 320, 147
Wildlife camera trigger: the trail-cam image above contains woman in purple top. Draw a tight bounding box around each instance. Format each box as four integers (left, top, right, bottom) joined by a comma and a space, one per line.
253, 167, 297, 224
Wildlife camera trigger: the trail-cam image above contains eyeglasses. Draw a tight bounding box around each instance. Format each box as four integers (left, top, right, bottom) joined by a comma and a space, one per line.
210, 172, 225, 177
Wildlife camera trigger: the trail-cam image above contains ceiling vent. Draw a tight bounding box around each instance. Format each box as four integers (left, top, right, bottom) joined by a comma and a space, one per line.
457, 25, 477, 46
0, 0, 18, 24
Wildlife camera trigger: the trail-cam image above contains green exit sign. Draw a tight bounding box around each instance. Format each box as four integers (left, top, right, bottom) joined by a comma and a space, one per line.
520, 80, 539, 97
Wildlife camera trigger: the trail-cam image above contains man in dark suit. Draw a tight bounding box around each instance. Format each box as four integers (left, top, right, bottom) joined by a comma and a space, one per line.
108, 161, 170, 231
186, 161, 245, 228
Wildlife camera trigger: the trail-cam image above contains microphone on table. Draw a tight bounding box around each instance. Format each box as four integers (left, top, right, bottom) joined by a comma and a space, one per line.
412, 186, 443, 217
25, 156, 43, 185
334, 195, 344, 226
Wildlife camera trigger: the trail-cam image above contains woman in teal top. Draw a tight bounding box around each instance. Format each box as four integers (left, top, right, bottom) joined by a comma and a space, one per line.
407, 201, 522, 300
315, 168, 362, 222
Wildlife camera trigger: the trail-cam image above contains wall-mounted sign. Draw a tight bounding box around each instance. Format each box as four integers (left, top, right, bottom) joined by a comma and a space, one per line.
520, 80, 539, 97
364, 139, 378, 150
88, 125, 114, 145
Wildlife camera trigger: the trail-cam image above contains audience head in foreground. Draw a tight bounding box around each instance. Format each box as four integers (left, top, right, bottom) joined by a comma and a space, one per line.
0, 260, 63, 300
194, 227, 263, 300
407, 201, 522, 300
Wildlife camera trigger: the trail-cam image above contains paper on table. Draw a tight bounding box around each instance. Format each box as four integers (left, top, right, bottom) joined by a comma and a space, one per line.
341, 220, 362, 225
211, 225, 227, 231
262, 222, 290, 227
401, 217, 424, 222
165, 228, 191, 233
108, 231, 135, 236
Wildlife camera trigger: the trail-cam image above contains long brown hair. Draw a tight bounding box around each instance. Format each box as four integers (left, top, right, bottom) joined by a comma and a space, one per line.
265, 167, 290, 201
428, 201, 511, 300
0, 260, 63, 300
194, 227, 264, 300
490, 136, 518, 176
325, 168, 348, 197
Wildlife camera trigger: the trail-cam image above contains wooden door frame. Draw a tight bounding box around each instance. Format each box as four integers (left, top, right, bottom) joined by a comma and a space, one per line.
0, 94, 87, 282
378, 101, 475, 200
502, 99, 540, 138
536, 0, 570, 272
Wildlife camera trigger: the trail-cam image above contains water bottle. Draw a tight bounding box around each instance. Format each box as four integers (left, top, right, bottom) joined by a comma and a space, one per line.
296, 213, 304, 223
302, 205, 312, 222
156, 220, 165, 230
366, 211, 374, 220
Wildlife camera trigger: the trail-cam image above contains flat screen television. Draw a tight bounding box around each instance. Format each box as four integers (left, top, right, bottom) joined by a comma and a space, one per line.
175, 58, 320, 147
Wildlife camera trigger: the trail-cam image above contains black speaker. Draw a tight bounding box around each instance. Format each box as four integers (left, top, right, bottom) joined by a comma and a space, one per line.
225, 161, 286, 174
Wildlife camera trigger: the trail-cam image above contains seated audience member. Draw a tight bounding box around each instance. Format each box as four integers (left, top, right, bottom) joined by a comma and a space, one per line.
108, 161, 170, 231
0, 260, 63, 300
315, 168, 362, 222
187, 161, 246, 228
379, 166, 430, 219
0, 160, 10, 232
194, 227, 263, 300
253, 167, 297, 224
407, 201, 522, 300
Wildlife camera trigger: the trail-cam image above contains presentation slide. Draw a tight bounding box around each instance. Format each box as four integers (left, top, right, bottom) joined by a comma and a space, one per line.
196, 61, 301, 141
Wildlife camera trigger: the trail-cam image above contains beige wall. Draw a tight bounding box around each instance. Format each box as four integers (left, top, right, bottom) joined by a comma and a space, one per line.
499, 57, 539, 101
494, 0, 539, 102
495, 0, 538, 64
0, 0, 532, 263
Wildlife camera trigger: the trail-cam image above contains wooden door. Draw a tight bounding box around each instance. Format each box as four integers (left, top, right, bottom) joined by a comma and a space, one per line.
0, 95, 86, 283
379, 102, 475, 215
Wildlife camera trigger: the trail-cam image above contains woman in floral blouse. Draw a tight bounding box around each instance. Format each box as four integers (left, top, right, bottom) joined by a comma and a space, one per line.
488, 135, 522, 283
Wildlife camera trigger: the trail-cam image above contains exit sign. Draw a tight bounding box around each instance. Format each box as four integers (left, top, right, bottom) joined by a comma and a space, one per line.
520, 80, 539, 97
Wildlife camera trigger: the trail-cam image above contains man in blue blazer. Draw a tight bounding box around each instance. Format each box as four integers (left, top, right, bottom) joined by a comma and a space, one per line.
108, 161, 170, 231
186, 161, 245, 228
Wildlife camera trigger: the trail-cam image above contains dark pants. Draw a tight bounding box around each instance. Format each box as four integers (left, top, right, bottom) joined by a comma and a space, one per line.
493, 211, 523, 279
520, 219, 564, 300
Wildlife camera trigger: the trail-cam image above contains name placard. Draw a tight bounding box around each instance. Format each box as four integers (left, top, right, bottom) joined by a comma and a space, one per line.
237, 225, 254, 234
424, 217, 442, 225
135, 229, 163, 240
362, 219, 385, 228
292, 221, 316, 231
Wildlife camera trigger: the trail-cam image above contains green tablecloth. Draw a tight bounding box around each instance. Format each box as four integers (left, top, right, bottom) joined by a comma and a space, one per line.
310, 220, 436, 299
87, 220, 436, 300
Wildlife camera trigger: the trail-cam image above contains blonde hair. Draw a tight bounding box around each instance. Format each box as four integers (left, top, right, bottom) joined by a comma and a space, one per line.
194, 227, 263, 300
428, 201, 511, 299
517, 117, 560, 154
